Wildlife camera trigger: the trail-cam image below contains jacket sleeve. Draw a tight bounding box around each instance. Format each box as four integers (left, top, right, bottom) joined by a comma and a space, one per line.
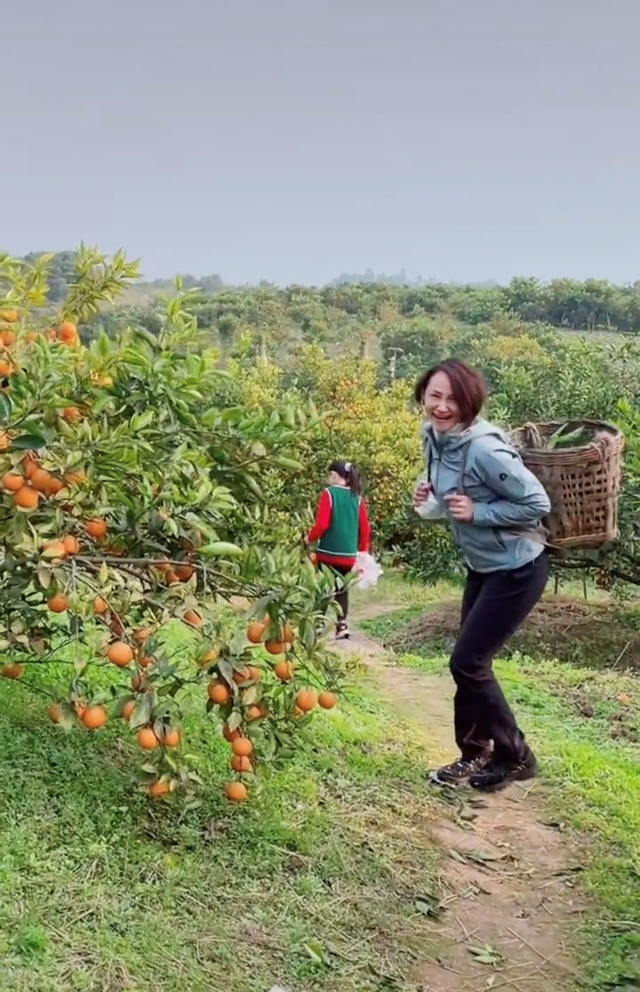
358, 499, 371, 552
306, 489, 332, 544
470, 442, 551, 527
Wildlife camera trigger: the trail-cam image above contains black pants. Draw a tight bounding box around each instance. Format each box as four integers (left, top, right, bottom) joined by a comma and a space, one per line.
450, 553, 549, 762
319, 563, 352, 624
333, 564, 351, 623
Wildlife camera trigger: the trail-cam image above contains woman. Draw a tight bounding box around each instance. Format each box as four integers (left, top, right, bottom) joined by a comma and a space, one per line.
304, 460, 371, 639
413, 359, 551, 792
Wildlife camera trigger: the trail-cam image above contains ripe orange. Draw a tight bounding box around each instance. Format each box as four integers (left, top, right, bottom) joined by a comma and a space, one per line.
0, 431, 10, 451
318, 691, 337, 710
62, 406, 81, 422
281, 622, 295, 643
46, 476, 65, 496
232, 737, 253, 757
224, 781, 247, 802
43, 540, 67, 559
137, 727, 159, 750
62, 534, 80, 555
0, 329, 16, 347
121, 699, 136, 720
265, 639, 286, 656
274, 661, 294, 681
222, 723, 241, 742
106, 641, 133, 667
25, 331, 39, 343
246, 619, 267, 644
0, 359, 15, 377
57, 322, 79, 345
85, 518, 107, 539
183, 609, 202, 628
133, 628, 151, 645
163, 727, 180, 748
1, 663, 23, 679
30, 468, 52, 492
233, 666, 260, 684
0, 308, 18, 322
93, 596, 108, 615
148, 779, 171, 798
174, 563, 194, 582
80, 705, 108, 730
47, 593, 68, 613
231, 755, 252, 773
48, 703, 62, 723
138, 654, 154, 669
14, 486, 39, 510
246, 705, 264, 721
2, 471, 24, 491
208, 681, 230, 705
164, 569, 180, 586
64, 467, 85, 486
296, 690, 318, 712
199, 646, 219, 666
23, 454, 39, 478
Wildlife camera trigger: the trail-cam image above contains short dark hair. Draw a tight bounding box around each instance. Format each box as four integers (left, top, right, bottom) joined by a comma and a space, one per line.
329, 459, 362, 496
413, 359, 487, 426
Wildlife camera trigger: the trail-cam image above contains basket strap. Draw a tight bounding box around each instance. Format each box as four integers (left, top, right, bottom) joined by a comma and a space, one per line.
457, 437, 553, 550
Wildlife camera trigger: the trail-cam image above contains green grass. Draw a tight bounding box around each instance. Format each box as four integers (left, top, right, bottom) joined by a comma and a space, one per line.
0, 654, 443, 992
360, 598, 640, 991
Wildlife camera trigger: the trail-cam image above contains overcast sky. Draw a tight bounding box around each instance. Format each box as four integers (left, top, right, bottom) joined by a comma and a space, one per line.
2, 0, 639, 285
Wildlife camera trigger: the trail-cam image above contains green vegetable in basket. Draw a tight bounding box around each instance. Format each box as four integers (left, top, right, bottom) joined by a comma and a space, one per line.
546, 424, 590, 450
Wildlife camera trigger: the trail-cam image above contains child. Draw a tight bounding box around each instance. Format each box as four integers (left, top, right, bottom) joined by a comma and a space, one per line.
304, 460, 371, 639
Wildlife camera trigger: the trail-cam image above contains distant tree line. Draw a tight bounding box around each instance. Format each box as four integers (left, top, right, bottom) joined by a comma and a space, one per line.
14, 252, 640, 334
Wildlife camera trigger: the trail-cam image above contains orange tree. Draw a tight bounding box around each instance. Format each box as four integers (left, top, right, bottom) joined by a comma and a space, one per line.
0, 248, 344, 802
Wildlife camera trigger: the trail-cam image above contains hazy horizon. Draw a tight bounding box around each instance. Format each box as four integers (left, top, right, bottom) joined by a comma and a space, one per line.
3, 0, 639, 285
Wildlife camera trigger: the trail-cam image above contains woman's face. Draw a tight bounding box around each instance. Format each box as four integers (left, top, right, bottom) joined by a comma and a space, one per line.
422, 371, 461, 433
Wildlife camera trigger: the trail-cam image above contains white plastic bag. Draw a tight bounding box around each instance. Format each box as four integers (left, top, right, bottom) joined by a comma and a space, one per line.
354, 552, 383, 590
415, 492, 446, 520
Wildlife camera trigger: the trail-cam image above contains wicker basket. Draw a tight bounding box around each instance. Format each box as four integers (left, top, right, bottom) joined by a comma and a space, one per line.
510, 420, 624, 551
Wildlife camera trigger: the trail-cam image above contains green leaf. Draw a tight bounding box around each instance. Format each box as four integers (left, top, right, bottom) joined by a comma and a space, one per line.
303, 941, 327, 966
228, 709, 242, 731
130, 693, 154, 729
36, 564, 51, 589
271, 455, 303, 470
10, 432, 47, 451
202, 542, 243, 557
468, 943, 503, 966
414, 894, 442, 918
130, 409, 156, 432
0, 392, 12, 422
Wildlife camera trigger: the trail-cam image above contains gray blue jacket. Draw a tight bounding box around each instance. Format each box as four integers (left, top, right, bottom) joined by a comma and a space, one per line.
419, 418, 551, 573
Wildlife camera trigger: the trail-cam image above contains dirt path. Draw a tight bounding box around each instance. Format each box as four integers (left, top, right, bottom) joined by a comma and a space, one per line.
333, 609, 585, 992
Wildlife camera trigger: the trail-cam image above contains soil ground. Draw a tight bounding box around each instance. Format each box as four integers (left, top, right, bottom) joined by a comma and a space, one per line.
333, 605, 585, 992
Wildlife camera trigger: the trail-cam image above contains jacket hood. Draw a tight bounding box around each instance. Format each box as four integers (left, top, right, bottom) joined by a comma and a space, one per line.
421, 417, 507, 451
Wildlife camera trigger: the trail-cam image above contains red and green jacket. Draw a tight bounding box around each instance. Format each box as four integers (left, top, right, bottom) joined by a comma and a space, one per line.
306, 485, 371, 569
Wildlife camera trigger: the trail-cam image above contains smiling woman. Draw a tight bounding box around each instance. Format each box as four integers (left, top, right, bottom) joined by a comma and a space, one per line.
412, 359, 551, 794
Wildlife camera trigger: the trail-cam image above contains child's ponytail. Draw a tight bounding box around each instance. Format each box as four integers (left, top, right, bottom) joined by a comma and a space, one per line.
329, 459, 362, 496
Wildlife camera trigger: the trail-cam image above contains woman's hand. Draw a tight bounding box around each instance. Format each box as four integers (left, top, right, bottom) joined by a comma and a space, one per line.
413, 480, 432, 507
444, 493, 474, 522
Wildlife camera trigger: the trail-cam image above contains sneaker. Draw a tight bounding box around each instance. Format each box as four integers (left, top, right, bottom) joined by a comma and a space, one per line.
429, 752, 492, 786
468, 746, 538, 793
335, 622, 350, 640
